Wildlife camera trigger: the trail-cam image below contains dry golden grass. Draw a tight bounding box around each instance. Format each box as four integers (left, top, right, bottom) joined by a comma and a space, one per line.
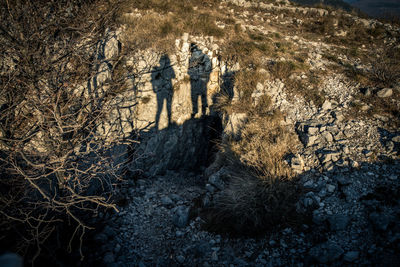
204, 112, 302, 235
230, 112, 298, 179
181, 12, 225, 37
119, 13, 174, 52
233, 70, 262, 106
119, 0, 225, 52
225, 33, 273, 60
268, 60, 296, 79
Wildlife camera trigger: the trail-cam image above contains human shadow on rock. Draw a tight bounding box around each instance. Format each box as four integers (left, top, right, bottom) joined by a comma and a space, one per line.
151, 54, 175, 130
188, 44, 211, 118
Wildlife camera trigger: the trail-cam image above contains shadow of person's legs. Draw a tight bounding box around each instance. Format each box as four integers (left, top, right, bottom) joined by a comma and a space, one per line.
166, 95, 172, 125
155, 93, 163, 129
191, 82, 199, 118
201, 90, 208, 116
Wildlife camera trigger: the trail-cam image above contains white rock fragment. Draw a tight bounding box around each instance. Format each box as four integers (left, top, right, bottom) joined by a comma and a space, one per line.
377, 88, 392, 98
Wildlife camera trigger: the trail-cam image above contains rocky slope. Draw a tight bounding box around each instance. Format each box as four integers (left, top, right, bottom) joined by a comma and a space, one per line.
2, 0, 397, 266
69, 0, 400, 266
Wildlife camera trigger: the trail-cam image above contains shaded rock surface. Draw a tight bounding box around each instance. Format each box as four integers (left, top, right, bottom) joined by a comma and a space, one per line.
133, 117, 221, 176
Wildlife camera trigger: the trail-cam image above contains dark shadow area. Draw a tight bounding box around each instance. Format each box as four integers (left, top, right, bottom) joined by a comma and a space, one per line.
62, 116, 224, 266
133, 115, 222, 176
199, 170, 307, 237
188, 43, 211, 118
199, 158, 400, 254
8, 157, 400, 266
377, 127, 400, 156
151, 54, 175, 130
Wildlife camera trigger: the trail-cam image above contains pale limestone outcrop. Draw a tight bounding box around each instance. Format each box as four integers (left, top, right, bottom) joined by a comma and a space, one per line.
126, 35, 227, 175
14, 27, 243, 175
93, 32, 242, 175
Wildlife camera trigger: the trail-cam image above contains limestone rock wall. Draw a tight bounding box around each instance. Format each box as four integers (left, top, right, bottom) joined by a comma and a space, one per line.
96, 32, 226, 135
131, 36, 222, 132
100, 33, 235, 175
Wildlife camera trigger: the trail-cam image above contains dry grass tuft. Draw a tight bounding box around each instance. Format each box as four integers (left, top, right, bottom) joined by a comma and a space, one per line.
231, 113, 298, 178
183, 12, 225, 37
233, 70, 262, 107
203, 112, 302, 235
268, 60, 296, 80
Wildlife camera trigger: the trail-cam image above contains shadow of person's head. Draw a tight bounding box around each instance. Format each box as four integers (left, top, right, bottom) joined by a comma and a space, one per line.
190, 43, 198, 53
160, 54, 171, 67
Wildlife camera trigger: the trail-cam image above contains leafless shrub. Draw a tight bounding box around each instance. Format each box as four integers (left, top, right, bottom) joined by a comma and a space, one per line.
0, 0, 137, 262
